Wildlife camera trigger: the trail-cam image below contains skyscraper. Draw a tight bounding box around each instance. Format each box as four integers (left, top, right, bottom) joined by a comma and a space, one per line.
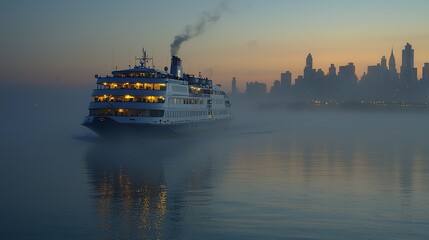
328, 64, 337, 77
304, 53, 315, 80
306, 53, 313, 69
338, 63, 358, 85
380, 56, 387, 70
400, 42, 418, 84
270, 80, 282, 98
246, 82, 267, 97
389, 49, 398, 81
423, 63, 429, 82
231, 77, 237, 95
280, 71, 292, 89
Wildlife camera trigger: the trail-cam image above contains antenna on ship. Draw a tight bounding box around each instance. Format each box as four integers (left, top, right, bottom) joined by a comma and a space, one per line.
135, 47, 154, 68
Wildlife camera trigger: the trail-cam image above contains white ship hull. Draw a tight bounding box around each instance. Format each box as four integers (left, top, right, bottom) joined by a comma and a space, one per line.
83, 116, 232, 137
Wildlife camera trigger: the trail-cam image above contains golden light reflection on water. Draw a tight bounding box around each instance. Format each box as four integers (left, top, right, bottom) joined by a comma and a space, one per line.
118, 167, 133, 223
87, 144, 168, 239
136, 184, 167, 240
84, 136, 221, 239
96, 173, 115, 232
91, 160, 168, 239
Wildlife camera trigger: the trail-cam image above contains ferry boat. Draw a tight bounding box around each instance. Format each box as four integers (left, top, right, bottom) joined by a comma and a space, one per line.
82, 48, 232, 136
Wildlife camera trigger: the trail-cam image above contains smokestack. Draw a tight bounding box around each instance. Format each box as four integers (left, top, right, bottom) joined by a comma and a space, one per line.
170, 56, 183, 78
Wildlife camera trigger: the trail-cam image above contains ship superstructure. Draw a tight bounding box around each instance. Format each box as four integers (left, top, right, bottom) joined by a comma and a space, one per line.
82, 49, 232, 136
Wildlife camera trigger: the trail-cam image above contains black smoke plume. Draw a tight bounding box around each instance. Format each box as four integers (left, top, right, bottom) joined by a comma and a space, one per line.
170, 2, 227, 56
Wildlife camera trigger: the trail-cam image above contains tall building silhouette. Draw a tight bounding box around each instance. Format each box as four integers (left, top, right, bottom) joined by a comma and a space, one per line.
231, 77, 238, 95
328, 64, 337, 77
361, 55, 390, 91
389, 49, 398, 81
338, 63, 358, 85
306, 53, 313, 69
380, 56, 387, 70
400, 43, 418, 85
270, 80, 282, 98
304, 53, 315, 79
423, 63, 429, 82
280, 71, 292, 89
246, 81, 266, 97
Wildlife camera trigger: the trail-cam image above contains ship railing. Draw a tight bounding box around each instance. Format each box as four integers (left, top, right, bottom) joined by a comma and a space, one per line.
96, 77, 168, 84
92, 89, 165, 97
88, 102, 165, 110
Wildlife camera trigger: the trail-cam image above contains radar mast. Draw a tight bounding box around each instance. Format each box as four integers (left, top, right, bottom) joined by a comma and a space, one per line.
135, 47, 154, 68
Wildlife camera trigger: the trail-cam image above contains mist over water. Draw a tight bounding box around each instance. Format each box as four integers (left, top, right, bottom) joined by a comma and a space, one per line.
1, 84, 429, 239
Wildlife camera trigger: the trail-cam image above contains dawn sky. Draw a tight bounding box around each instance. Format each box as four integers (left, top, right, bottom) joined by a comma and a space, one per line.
1, 0, 429, 91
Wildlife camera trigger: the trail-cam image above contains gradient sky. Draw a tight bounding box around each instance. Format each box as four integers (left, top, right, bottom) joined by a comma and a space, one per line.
1, 0, 429, 91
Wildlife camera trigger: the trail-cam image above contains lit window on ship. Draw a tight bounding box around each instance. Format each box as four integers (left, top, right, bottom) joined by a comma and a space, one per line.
93, 95, 165, 103
97, 83, 166, 91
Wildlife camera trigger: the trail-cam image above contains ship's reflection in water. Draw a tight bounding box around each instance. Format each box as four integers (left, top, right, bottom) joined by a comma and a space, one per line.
84, 136, 225, 239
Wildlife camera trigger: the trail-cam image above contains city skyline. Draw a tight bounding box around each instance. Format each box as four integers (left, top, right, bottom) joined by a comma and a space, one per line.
2, 0, 429, 92
240, 42, 429, 103
235, 43, 429, 94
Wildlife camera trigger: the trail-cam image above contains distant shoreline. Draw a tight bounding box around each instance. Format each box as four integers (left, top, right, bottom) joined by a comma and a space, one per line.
255, 101, 429, 112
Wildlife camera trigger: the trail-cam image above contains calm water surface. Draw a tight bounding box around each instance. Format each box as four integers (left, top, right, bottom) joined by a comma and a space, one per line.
1, 101, 428, 239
